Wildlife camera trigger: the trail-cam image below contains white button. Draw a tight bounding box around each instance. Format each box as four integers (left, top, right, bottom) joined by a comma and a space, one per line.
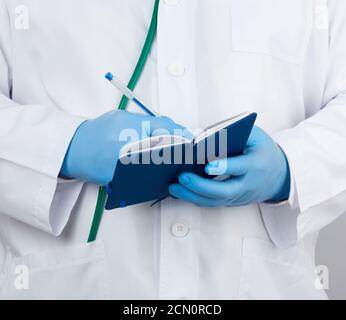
167, 63, 186, 77
163, 0, 180, 6
171, 222, 190, 238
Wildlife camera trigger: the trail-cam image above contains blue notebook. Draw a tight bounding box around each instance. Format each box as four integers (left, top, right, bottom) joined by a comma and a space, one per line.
105, 112, 257, 210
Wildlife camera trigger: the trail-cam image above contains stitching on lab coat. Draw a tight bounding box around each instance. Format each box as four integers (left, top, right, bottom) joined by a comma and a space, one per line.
193, 213, 200, 300
229, 0, 314, 65
3, 244, 109, 299
1, 0, 13, 82
10, 241, 105, 273
237, 238, 316, 299
242, 238, 311, 268
237, 241, 251, 300
94, 243, 111, 300
153, 207, 161, 298
24, 255, 104, 274
158, 208, 168, 299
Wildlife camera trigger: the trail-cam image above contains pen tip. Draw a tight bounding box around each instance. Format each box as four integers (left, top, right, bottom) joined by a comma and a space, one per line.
105, 72, 113, 81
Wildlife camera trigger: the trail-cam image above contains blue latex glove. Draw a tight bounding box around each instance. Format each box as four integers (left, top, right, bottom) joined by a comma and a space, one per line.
61, 110, 188, 186
169, 126, 291, 207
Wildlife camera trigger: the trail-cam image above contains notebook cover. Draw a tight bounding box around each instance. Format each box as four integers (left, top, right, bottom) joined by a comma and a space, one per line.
105, 112, 257, 210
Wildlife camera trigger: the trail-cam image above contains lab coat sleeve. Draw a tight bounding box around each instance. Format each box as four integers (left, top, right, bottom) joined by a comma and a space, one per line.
0, 3, 86, 235
260, 0, 346, 248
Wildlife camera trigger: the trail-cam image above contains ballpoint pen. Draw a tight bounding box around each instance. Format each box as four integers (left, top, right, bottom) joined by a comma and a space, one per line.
105, 72, 160, 117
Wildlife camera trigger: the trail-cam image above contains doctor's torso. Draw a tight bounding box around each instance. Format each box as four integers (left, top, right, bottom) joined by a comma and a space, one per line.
0, 0, 329, 299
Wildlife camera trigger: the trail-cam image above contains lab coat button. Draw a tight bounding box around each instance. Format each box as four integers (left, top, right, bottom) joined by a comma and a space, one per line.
163, 0, 180, 6
168, 63, 186, 77
171, 222, 190, 238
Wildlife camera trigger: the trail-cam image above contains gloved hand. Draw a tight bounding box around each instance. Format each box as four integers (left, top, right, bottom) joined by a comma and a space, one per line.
169, 126, 291, 207
61, 110, 188, 186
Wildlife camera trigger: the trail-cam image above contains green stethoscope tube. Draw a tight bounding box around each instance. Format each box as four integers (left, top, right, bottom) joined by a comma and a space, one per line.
88, 0, 160, 243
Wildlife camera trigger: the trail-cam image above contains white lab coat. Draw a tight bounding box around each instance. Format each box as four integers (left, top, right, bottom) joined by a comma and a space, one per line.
0, 0, 345, 300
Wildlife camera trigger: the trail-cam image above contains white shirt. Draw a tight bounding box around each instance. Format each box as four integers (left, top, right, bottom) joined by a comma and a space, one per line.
0, 0, 345, 299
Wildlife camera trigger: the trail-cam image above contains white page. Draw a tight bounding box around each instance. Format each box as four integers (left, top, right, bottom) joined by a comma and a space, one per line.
120, 135, 190, 158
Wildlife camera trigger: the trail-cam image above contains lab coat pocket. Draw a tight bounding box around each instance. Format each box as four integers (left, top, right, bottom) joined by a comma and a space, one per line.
1, 240, 110, 300
230, 0, 313, 64
238, 238, 328, 300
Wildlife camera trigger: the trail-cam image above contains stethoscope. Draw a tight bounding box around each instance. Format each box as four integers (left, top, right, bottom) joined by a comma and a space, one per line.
88, 0, 160, 242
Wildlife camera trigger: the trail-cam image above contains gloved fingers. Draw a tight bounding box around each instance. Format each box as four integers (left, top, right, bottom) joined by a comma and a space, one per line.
150, 116, 182, 134
225, 191, 253, 207
177, 173, 243, 200
150, 116, 192, 139
205, 156, 251, 177
169, 184, 226, 208
246, 126, 264, 145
